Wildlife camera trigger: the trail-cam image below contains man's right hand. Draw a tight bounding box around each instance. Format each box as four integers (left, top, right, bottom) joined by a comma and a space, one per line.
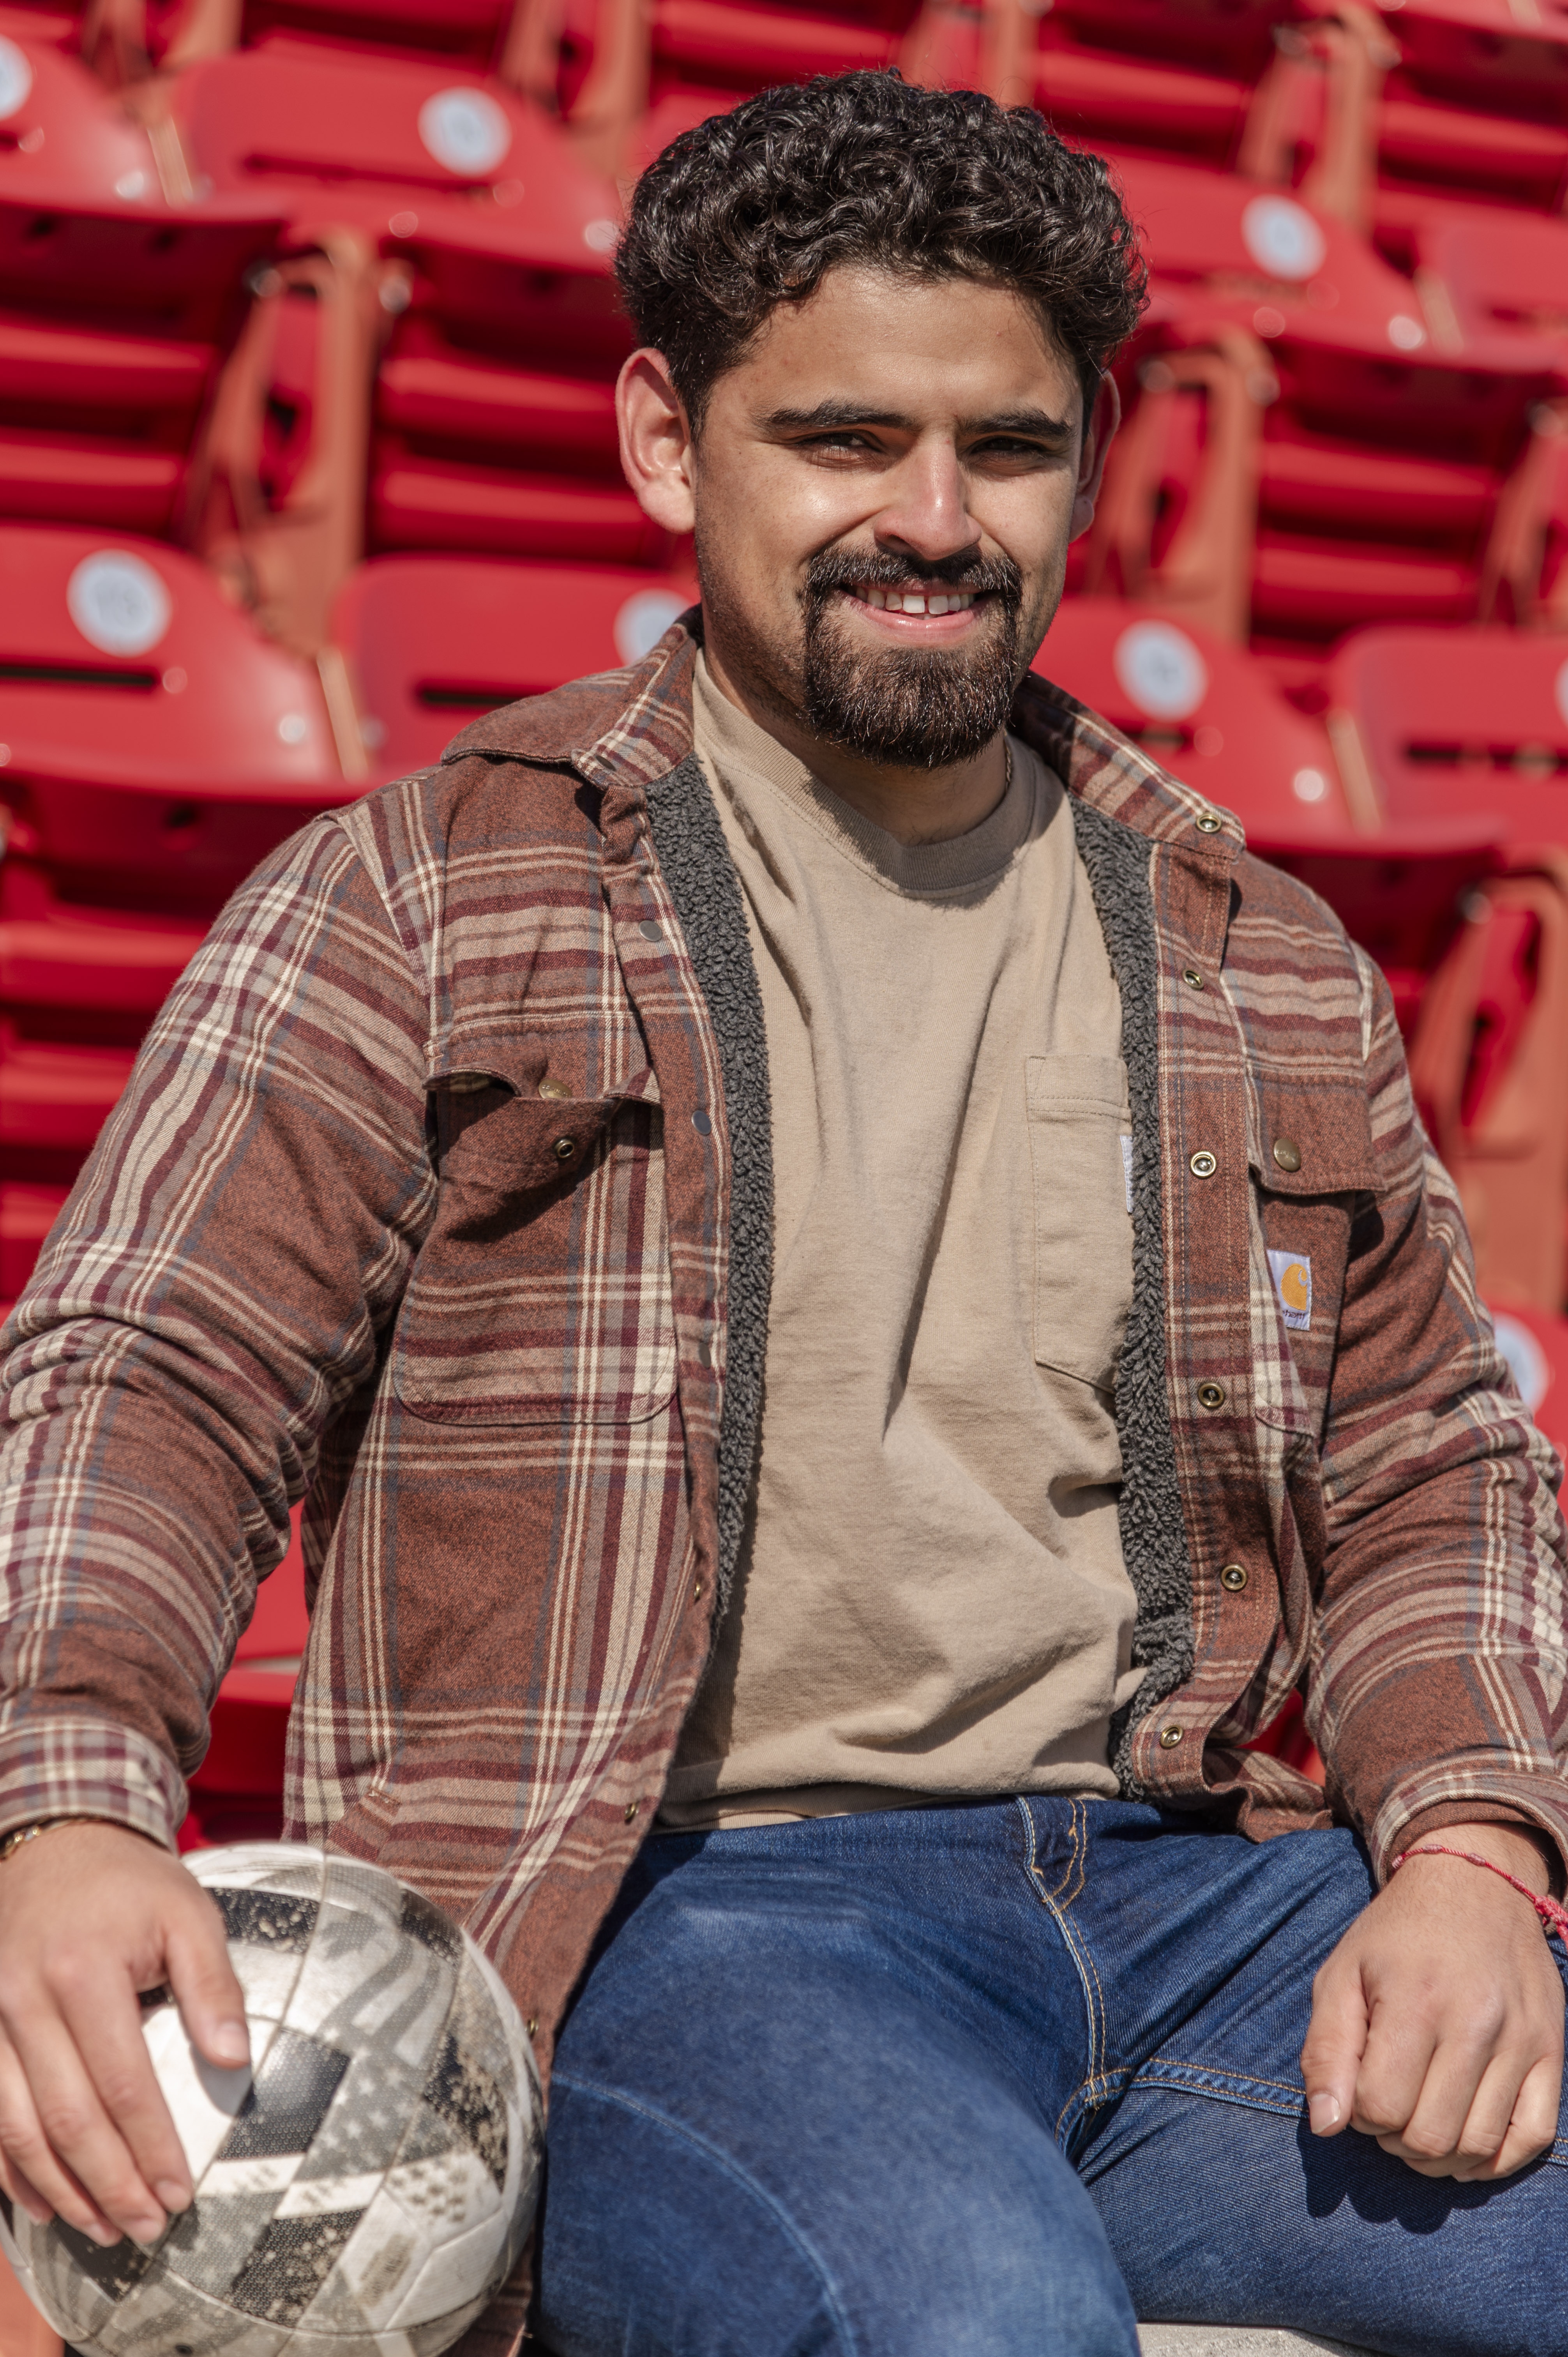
0, 1821, 249, 2248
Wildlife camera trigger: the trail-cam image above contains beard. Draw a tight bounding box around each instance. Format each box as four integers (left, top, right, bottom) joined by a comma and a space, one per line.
800, 547, 1026, 769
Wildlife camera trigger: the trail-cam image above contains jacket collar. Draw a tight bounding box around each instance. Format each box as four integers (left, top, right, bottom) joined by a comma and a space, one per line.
440, 610, 1244, 870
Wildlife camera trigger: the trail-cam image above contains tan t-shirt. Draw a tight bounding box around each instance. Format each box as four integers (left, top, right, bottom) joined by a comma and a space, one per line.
659, 659, 1144, 1829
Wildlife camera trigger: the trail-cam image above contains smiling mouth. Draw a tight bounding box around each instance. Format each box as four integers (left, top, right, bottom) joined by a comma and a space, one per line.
846, 582, 983, 617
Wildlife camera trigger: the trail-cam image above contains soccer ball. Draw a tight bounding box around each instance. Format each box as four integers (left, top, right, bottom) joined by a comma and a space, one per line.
0, 1844, 543, 2357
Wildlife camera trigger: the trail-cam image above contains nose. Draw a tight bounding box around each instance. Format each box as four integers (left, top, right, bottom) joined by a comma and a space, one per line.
872, 433, 982, 571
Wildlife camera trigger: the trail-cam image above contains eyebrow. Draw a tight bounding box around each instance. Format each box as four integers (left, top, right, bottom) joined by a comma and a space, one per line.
761, 399, 1077, 442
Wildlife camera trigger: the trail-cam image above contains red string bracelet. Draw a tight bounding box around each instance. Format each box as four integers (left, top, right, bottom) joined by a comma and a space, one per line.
1391, 1844, 1568, 1946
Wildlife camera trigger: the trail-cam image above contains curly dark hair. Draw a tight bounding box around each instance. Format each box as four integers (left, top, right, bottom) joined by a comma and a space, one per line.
615, 70, 1146, 431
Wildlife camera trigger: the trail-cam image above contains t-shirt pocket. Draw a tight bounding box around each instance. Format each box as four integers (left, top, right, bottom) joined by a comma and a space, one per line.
1025, 1053, 1135, 1392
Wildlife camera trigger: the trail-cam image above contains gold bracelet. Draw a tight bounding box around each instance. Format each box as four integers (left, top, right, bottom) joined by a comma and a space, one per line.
0, 1817, 96, 1865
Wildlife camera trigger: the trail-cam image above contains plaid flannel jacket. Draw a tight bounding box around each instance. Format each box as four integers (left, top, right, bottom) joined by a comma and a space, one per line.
4, 614, 1568, 2098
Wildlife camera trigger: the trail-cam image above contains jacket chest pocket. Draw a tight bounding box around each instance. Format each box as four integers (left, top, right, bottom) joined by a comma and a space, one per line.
393, 1069, 677, 1426
1249, 1081, 1375, 1435
1026, 1053, 1135, 1392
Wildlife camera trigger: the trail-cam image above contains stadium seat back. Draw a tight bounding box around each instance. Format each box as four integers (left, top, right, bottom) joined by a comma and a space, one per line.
1407, 850, 1568, 1308
330, 553, 693, 779
1034, 597, 1358, 849
1328, 625, 1568, 841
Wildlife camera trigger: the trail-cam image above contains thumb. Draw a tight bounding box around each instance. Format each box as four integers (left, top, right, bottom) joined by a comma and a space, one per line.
165, 1895, 251, 2073
1299, 1952, 1367, 2139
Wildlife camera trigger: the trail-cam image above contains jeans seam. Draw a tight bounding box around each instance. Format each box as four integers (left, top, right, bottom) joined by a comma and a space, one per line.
551, 2070, 862, 2351
1015, 1797, 1109, 2138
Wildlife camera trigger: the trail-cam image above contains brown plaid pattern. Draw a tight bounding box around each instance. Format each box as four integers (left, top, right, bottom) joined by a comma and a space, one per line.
4, 616, 1567, 2110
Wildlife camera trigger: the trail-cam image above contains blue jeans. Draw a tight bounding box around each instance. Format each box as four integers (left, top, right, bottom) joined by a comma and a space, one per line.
534, 1800, 1568, 2357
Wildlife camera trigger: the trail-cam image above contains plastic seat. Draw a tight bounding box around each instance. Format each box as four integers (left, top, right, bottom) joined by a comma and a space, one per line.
1326, 626, 1568, 848
1407, 847, 1568, 1311
1115, 154, 1562, 427
1094, 309, 1559, 651
0, 525, 346, 809
1240, 0, 1568, 223
1033, 597, 1362, 852
0, 27, 284, 292
169, 35, 620, 245
329, 553, 694, 779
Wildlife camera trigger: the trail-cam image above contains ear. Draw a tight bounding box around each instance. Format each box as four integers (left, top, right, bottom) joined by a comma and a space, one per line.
1067, 372, 1121, 543
617, 348, 697, 534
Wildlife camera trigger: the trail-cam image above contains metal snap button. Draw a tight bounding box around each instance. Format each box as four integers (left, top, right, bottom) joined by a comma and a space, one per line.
1189, 1150, 1217, 1179
1182, 967, 1204, 991
526, 2016, 539, 2037
1220, 1562, 1249, 1592
540, 1078, 569, 1101
692, 1108, 712, 1135
623, 1801, 639, 1822
1195, 810, 1223, 834
1158, 1723, 1184, 1749
1197, 1381, 1227, 1410
552, 1136, 576, 1162
1271, 1136, 1301, 1173
638, 918, 663, 940
692, 1579, 703, 1603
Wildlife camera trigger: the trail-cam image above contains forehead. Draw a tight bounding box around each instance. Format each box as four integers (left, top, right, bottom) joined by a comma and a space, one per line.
722, 265, 1081, 424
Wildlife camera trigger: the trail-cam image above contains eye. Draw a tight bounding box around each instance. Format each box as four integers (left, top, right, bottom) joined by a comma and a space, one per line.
970, 436, 1055, 461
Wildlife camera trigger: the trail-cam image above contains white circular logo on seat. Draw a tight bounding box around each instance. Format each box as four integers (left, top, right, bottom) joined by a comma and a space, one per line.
1240, 195, 1326, 283
418, 88, 512, 177
0, 37, 33, 122
614, 588, 688, 665
66, 550, 172, 656
1492, 1312, 1549, 1413
1112, 620, 1208, 719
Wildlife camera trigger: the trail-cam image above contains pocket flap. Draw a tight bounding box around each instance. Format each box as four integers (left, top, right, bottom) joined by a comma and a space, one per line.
1250, 1078, 1376, 1195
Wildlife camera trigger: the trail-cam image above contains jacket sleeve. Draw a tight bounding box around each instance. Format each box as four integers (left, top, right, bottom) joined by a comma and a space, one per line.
0, 811, 434, 1851
1312, 945, 1568, 1882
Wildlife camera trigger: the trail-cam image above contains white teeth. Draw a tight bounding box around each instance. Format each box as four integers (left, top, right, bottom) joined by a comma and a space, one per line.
855, 586, 977, 615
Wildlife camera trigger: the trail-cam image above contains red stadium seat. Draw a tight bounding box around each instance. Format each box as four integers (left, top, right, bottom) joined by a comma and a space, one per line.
1241, 0, 1568, 221
1035, 597, 1363, 851
1326, 626, 1568, 845
1407, 848, 1568, 1310
0, 525, 345, 816
1093, 306, 1561, 652
0, 27, 286, 530
0, 28, 283, 290
329, 553, 694, 779
168, 37, 618, 241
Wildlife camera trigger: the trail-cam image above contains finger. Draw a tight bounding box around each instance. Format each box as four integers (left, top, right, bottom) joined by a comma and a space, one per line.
1300, 1954, 1370, 2138
0, 2053, 55, 2231
164, 1896, 249, 2073
1347, 1986, 1444, 2149
14, 2012, 168, 2245
1463, 2052, 1562, 2183
0, 2030, 120, 2247
1365, 2009, 1499, 2170
1450, 2049, 1531, 2175
56, 1972, 196, 2216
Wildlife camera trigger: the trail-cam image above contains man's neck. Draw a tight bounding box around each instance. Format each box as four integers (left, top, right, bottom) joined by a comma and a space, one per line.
699, 641, 1010, 849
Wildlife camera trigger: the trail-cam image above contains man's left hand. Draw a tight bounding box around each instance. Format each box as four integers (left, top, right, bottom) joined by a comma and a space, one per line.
1300, 1821, 1565, 2181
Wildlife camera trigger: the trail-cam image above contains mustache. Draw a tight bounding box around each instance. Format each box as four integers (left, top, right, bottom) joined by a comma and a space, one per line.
804, 548, 1024, 604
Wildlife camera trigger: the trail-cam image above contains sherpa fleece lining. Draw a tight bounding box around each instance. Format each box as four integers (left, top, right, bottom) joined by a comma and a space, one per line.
645, 753, 775, 1613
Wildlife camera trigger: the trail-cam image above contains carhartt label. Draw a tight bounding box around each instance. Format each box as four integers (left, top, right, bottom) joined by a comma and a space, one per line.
1268, 1249, 1312, 1332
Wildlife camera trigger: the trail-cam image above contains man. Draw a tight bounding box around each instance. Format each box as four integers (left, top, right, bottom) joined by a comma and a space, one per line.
0, 69, 1565, 2357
